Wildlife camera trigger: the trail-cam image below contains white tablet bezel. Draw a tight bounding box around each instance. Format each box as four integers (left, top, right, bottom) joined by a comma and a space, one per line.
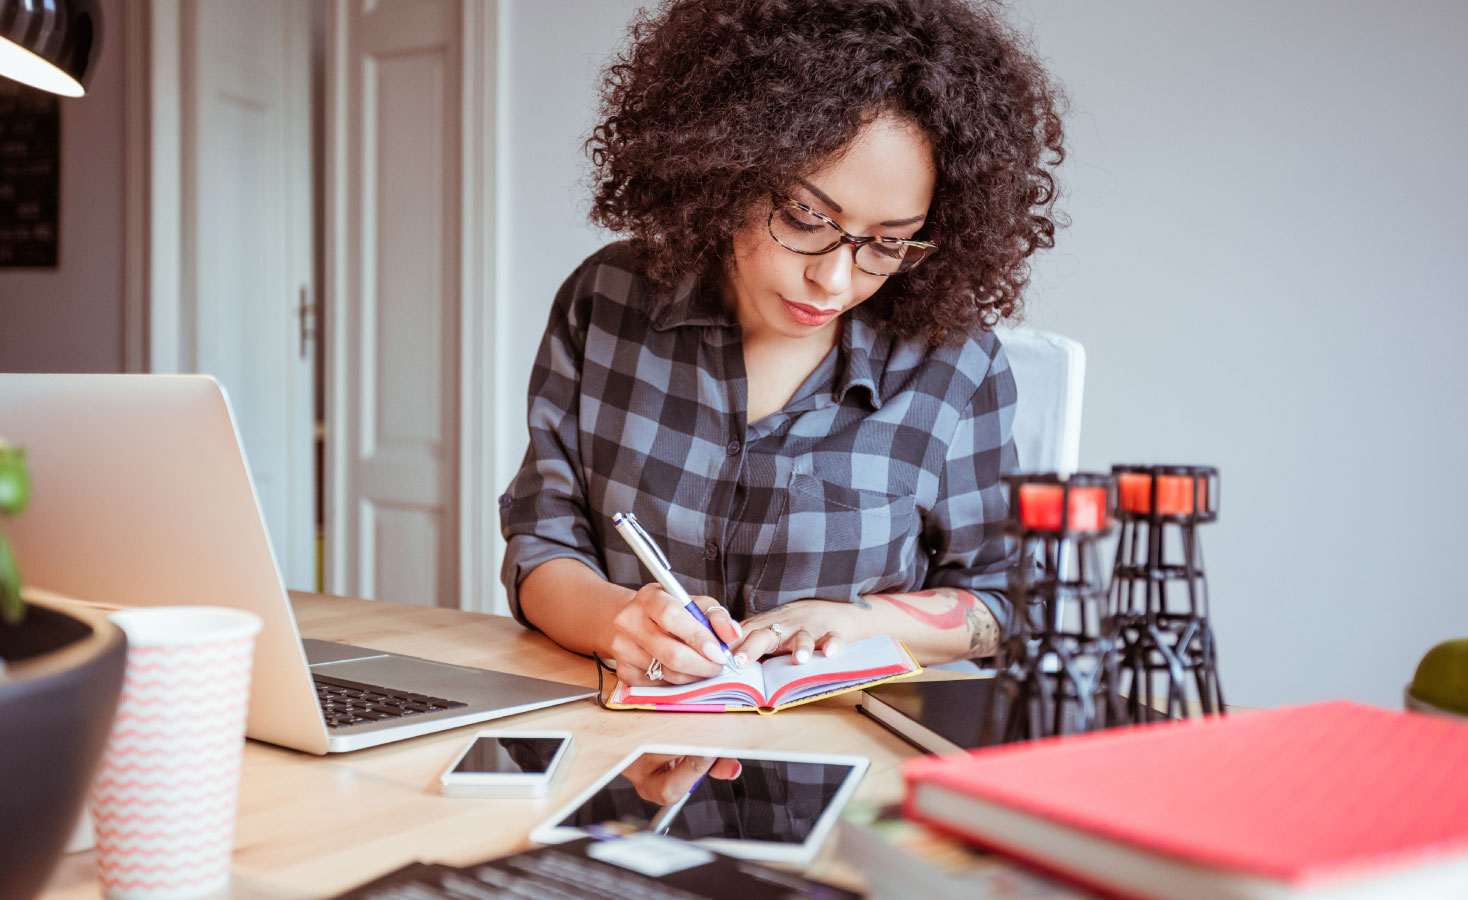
529, 743, 870, 864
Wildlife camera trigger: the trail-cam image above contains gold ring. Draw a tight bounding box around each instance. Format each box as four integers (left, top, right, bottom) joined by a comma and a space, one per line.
645, 658, 664, 681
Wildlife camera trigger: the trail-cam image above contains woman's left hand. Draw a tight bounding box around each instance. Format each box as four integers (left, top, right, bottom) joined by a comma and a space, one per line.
733, 599, 857, 665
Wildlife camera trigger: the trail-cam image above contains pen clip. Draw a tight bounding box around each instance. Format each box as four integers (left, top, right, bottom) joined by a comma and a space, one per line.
622, 512, 672, 571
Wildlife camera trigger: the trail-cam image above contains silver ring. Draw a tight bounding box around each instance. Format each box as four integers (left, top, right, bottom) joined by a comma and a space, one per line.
704, 603, 725, 617
645, 658, 664, 681
768, 623, 786, 637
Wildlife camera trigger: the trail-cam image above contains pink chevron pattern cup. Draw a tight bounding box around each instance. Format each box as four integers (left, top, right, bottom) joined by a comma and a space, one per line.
88, 607, 262, 900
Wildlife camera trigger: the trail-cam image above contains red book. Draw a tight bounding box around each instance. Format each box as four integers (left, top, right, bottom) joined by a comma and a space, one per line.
902, 701, 1468, 900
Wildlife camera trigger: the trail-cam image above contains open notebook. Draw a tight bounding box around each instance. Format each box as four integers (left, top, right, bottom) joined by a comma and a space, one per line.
608, 635, 921, 713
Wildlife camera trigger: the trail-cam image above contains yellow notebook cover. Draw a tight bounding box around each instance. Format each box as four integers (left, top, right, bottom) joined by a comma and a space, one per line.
607, 634, 923, 714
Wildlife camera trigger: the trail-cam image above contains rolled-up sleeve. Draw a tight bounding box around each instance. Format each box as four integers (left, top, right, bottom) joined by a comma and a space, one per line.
499, 258, 607, 627
922, 341, 1020, 639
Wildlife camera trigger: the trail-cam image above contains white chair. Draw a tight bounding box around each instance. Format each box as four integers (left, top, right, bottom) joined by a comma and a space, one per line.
931, 326, 1086, 672
992, 326, 1086, 476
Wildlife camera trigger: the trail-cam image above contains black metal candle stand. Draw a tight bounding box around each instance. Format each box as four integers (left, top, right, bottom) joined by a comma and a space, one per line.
985, 472, 1129, 744
1109, 464, 1225, 721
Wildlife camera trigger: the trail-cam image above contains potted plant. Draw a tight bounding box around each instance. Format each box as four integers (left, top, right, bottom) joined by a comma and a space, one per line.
0, 439, 128, 900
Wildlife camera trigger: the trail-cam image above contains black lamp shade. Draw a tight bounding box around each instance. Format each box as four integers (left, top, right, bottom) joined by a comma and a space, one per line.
0, 0, 103, 97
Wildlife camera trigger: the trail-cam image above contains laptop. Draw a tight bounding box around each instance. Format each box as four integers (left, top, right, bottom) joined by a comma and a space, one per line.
0, 374, 594, 753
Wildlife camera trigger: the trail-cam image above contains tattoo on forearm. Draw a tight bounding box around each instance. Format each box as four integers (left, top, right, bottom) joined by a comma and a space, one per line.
851, 595, 873, 611
964, 600, 999, 657
870, 589, 975, 629
870, 589, 998, 656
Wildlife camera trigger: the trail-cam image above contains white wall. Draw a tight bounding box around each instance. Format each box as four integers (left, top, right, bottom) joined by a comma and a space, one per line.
497, 1, 1468, 709
0, 0, 127, 373
493, 0, 630, 604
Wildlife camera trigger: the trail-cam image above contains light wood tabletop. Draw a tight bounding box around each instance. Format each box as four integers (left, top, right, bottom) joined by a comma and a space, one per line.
41, 591, 938, 899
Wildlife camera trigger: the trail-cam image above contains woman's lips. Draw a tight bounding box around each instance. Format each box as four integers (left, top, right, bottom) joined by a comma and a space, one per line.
781, 297, 840, 326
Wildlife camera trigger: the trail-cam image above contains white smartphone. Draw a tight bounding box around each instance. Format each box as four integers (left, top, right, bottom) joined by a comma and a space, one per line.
438, 730, 574, 798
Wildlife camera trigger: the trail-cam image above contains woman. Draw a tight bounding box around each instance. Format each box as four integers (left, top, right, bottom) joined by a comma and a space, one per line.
500, 0, 1066, 686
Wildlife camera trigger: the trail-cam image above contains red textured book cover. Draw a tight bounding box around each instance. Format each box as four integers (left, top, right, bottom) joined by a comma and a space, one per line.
902, 701, 1468, 886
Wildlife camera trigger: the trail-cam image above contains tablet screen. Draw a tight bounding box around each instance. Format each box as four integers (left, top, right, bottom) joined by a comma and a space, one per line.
554, 751, 856, 846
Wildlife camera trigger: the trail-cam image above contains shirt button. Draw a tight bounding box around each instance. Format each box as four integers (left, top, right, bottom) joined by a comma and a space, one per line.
704, 541, 719, 560
498, 492, 513, 509
725, 440, 741, 456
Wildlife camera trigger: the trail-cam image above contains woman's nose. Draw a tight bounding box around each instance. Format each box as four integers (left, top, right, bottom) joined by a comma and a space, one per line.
806, 244, 855, 295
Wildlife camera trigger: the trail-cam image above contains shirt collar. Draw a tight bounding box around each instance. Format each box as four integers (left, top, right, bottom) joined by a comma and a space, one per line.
647, 272, 738, 330
648, 270, 887, 411
837, 303, 886, 410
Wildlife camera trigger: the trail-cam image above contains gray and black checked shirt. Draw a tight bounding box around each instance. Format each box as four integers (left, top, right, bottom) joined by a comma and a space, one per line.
499, 242, 1018, 636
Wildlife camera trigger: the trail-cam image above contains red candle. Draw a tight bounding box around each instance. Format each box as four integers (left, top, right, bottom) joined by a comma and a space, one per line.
1117, 472, 1207, 515
1018, 484, 1107, 532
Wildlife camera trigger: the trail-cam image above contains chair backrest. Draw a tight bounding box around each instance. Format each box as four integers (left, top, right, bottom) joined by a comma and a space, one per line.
930, 327, 1084, 672
993, 326, 1086, 475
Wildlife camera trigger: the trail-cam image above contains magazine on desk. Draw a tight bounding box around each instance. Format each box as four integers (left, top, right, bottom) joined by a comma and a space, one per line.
608, 634, 921, 713
838, 802, 1083, 900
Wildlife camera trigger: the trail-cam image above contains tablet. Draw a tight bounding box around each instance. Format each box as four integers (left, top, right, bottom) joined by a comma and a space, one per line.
529, 744, 869, 865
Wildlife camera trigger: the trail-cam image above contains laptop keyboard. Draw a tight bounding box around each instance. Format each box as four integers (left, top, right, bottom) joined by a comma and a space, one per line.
313, 673, 469, 729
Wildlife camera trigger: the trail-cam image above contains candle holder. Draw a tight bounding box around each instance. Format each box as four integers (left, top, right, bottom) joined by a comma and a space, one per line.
1109, 464, 1225, 721
985, 472, 1128, 744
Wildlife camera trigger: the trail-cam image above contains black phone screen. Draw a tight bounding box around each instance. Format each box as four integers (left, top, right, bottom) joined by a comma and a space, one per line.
452, 736, 565, 775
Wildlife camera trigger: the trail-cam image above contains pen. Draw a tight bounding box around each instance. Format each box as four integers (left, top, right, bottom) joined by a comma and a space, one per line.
612, 511, 741, 675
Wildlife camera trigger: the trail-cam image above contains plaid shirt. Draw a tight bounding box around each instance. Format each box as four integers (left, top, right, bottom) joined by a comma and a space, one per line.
499, 242, 1018, 634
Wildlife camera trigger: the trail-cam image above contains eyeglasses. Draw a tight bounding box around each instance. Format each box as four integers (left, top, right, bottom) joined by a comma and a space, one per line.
767, 196, 938, 276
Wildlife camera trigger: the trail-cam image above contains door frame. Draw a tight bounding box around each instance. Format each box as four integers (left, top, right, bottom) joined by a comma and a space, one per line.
122, 0, 322, 590
321, 0, 503, 614
457, 0, 504, 615
121, 0, 151, 373
120, 0, 194, 374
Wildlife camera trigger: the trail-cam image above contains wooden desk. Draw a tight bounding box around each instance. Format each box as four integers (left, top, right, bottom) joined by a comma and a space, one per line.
42, 591, 929, 899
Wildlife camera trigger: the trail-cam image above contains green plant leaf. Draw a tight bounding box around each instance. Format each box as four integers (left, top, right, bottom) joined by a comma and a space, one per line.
0, 444, 29, 516
0, 535, 23, 626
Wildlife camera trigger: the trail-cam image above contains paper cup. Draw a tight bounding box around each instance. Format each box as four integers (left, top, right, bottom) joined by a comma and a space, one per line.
88, 607, 262, 900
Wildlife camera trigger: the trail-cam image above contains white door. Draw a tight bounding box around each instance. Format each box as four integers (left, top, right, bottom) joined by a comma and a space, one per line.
326, 0, 462, 607
184, 0, 315, 590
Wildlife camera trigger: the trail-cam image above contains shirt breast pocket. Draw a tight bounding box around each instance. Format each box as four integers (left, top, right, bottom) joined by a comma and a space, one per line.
749, 474, 921, 612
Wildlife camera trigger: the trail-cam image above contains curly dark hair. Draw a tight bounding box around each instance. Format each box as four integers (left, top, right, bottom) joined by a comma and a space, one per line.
585, 0, 1067, 344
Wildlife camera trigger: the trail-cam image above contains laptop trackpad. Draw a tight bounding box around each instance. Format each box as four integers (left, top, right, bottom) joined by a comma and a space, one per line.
307, 642, 587, 704
303, 638, 392, 665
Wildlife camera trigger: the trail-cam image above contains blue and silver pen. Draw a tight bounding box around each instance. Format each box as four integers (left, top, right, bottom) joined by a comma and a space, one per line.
612, 511, 741, 675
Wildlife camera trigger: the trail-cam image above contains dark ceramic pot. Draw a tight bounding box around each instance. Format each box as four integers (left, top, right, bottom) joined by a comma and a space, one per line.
0, 593, 126, 900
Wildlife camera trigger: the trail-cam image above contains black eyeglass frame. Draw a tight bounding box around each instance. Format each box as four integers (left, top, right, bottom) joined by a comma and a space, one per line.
767, 196, 939, 276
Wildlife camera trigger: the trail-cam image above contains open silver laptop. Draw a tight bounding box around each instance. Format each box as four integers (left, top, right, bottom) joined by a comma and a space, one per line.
0, 374, 594, 753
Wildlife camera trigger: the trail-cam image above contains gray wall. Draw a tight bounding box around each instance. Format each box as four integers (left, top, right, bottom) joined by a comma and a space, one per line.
0, 0, 126, 373
499, 1, 1468, 710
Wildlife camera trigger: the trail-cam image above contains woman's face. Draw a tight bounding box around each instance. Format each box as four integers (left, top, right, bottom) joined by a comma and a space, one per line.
724, 111, 937, 345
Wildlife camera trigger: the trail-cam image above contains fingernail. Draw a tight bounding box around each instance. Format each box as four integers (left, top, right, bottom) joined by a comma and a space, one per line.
824, 641, 842, 657
702, 642, 723, 663
734, 653, 748, 667
730, 620, 744, 639
795, 649, 811, 664
730, 761, 743, 778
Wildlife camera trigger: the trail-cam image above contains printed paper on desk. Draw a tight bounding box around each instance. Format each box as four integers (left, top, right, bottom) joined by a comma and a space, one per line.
607, 634, 921, 713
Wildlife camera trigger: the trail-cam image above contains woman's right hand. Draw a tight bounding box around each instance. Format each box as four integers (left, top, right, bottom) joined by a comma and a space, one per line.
609, 584, 745, 686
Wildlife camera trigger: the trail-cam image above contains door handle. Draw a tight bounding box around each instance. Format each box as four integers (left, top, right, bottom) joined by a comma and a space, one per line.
297, 286, 316, 359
